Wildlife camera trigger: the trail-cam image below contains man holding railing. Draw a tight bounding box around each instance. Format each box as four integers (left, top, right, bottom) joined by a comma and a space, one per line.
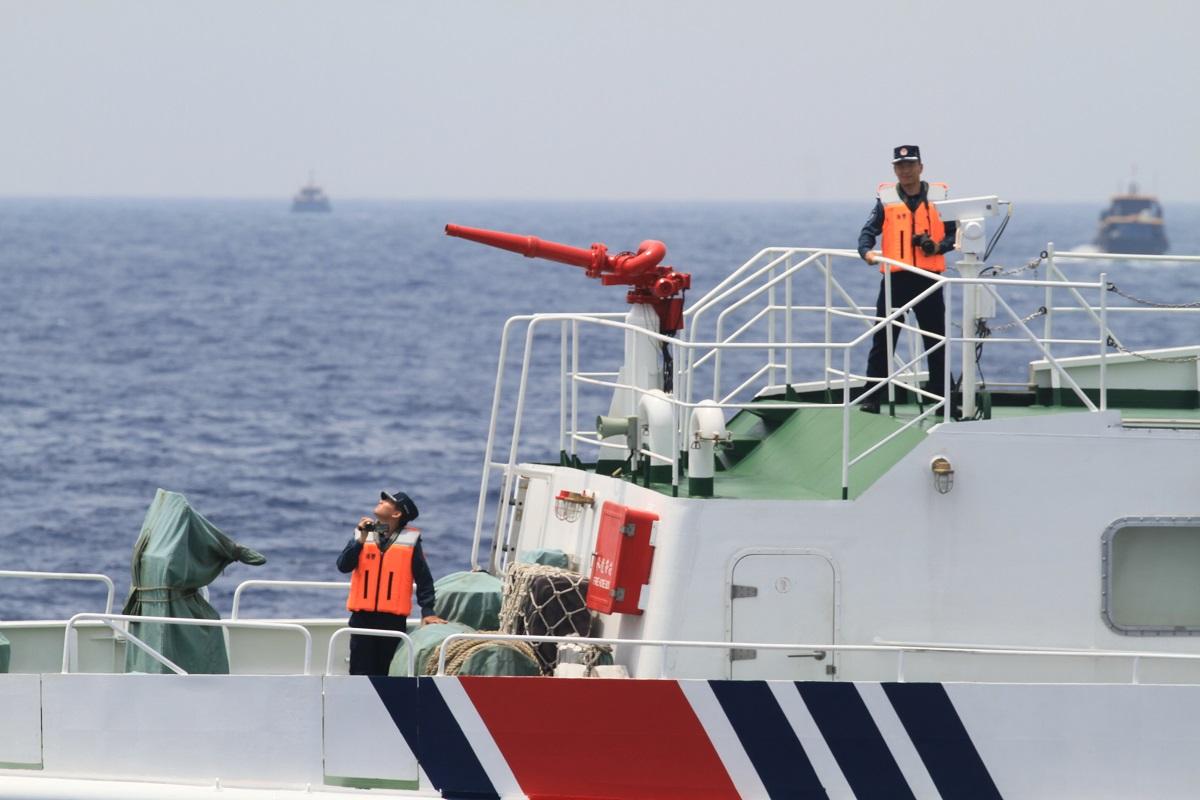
858, 145, 957, 414
336, 490, 445, 675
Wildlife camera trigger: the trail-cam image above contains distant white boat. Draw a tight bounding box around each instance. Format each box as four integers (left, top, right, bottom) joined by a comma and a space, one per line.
291, 174, 331, 213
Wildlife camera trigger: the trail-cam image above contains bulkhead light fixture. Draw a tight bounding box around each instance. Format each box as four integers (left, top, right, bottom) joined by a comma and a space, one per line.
931, 456, 955, 494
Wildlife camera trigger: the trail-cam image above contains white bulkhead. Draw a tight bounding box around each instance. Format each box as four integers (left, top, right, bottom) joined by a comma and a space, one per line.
509, 408, 1200, 682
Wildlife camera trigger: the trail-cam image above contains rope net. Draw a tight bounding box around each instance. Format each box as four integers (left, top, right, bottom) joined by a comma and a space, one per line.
498, 562, 606, 674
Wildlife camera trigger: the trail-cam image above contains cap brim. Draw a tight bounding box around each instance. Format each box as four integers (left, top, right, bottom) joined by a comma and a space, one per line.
893, 156, 921, 163
381, 491, 397, 504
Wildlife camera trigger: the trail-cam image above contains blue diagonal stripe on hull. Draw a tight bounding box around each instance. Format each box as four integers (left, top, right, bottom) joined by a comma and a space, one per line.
709, 680, 828, 799
415, 679, 499, 800
882, 683, 1003, 800
368, 676, 420, 756
795, 682, 916, 800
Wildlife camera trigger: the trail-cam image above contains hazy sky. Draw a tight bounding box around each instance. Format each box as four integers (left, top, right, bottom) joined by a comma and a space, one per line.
2, 0, 1197, 202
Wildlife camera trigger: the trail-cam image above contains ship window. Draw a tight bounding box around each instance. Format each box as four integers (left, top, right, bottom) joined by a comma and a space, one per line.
1102, 518, 1200, 635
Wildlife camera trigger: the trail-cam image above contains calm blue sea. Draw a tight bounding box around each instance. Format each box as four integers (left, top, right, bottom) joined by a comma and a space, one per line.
3, 198, 1199, 620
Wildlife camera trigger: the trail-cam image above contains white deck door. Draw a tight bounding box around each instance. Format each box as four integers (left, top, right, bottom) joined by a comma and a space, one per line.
730, 554, 836, 680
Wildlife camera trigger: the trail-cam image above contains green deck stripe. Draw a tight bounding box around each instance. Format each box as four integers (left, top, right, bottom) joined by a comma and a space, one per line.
324, 775, 419, 790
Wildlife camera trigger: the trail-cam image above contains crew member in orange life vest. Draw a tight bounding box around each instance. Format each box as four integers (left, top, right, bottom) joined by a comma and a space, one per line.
336, 490, 445, 675
857, 145, 957, 414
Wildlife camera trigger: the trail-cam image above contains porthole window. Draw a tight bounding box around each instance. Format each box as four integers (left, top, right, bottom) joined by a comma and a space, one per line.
1102, 517, 1200, 635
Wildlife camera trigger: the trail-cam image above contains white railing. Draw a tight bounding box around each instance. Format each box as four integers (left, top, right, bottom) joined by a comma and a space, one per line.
62, 612, 314, 675
434, 631, 1200, 685
1041, 243, 1200, 362
230, 579, 350, 619
324, 627, 414, 676
471, 243, 1197, 569
0, 570, 116, 615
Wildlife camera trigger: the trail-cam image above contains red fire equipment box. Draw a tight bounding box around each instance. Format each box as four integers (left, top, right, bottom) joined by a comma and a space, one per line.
586, 501, 658, 615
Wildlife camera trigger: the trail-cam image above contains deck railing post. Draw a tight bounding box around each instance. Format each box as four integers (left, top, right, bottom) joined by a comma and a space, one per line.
768, 266, 777, 388
884, 269, 895, 414
571, 320, 580, 458
785, 253, 794, 387
944, 277, 953, 422
1099, 271, 1108, 411
824, 254, 833, 395
841, 347, 851, 500
559, 320, 568, 456
1044, 242, 1056, 362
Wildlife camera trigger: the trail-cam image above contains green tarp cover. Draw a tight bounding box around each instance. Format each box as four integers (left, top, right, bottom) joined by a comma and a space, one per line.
0, 631, 9, 673
122, 489, 265, 674
390, 621, 473, 677
389, 621, 539, 677
518, 548, 570, 568
434, 571, 502, 631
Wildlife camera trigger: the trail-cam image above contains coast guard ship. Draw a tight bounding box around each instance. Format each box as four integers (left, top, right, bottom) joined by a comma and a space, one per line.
3, 197, 1200, 799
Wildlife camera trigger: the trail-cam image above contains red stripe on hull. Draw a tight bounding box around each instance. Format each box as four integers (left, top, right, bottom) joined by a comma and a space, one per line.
460, 677, 740, 800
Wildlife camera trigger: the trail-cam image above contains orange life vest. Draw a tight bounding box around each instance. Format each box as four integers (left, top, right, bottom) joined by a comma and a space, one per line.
346, 527, 420, 615
878, 182, 949, 273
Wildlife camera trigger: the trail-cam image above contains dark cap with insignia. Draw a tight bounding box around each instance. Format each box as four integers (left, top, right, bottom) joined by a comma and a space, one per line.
892, 145, 921, 163
381, 490, 419, 522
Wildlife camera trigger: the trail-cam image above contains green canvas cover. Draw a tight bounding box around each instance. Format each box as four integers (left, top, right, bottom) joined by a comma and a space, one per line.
518, 548, 570, 569
388, 621, 540, 677
122, 489, 265, 674
0, 631, 9, 673
389, 621, 473, 677
434, 571, 502, 631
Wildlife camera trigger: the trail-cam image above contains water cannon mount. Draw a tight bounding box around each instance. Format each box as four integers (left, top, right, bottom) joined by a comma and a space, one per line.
932, 195, 1009, 420
444, 224, 691, 334
934, 196, 1005, 261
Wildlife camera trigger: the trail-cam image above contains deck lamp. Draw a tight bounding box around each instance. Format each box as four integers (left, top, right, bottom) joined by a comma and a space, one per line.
931, 456, 955, 494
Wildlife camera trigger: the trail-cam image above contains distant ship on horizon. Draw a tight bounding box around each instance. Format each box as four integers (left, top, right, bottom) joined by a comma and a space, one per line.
291, 174, 331, 213
1094, 181, 1167, 255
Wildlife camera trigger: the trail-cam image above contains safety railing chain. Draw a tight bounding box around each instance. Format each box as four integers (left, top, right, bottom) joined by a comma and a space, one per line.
1106, 282, 1200, 309
984, 255, 1044, 277
1106, 336, 1200, 364
952, 306, 1047, 332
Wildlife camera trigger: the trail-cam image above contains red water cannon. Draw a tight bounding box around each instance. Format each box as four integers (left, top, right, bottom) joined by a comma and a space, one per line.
444, 224, 690, 334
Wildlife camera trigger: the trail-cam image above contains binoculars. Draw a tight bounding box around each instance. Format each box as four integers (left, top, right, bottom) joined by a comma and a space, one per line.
912, 233, 939, 256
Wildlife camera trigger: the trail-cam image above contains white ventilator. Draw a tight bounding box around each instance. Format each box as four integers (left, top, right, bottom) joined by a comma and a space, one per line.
637, 390, 674, 467
689, 401, 729, 484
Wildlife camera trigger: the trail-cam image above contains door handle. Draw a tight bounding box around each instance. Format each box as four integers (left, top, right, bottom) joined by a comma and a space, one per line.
786, 650, 827, 661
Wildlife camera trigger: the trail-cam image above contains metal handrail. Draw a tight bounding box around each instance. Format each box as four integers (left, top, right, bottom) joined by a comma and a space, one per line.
1051, 251, 1200, 263
472, 243, 1153, 564
62, 612, 314, 675
231, 579, 349, 619
435, 631, 1200, 685
470, 310, 627, 570
324, 627, 415, 676
0, 570, 116, 615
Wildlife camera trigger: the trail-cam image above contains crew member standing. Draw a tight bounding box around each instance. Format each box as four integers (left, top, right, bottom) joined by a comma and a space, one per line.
336, 490, 445, 675
858, 145, 957, 413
